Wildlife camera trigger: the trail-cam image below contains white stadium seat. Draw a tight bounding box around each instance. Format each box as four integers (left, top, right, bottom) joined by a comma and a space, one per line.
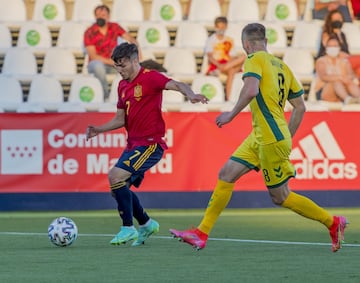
150, 0, 183, 25
32, 0, 66, 24
163, 48, 198, 83
27, 75, 64, 111
174, 22, 209, 54
71, 0, 102, 22
111, 0, 144, 30
2, 48, 38, 80
68, 76, 104, 111
0, 75, 23, 111
188, 0, 221, 25
227, 0, 260, 22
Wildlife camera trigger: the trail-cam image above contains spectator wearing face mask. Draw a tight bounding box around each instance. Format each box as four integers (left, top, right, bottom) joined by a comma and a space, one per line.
204, 16, 246, 100
315, 35, 360, 103
84, 5, 141, 100
317, 9, 349, 59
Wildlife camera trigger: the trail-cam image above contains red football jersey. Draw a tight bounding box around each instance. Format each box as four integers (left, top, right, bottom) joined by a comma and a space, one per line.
117, 68, 172, 150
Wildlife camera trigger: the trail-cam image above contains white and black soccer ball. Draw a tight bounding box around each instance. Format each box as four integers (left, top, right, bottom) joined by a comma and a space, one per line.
48, 217, 78, 247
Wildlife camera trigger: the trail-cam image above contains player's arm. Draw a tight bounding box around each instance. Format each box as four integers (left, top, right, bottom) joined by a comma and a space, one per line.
216, 76, 258, 127
165, 80, 209, 104
86, 108, 125, 141
287, 96, 306, 137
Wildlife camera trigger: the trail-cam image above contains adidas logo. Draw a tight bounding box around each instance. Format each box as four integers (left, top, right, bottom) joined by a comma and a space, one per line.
290, 121, 357, 180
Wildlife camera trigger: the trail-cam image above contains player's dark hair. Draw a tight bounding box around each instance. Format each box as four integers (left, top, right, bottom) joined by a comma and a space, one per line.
242, 23, 266, 42
111, 42, 139, 62
94, 4, 110, 15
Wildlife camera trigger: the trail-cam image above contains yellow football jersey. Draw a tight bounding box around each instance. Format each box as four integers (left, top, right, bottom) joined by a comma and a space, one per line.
242, 51, 304, 145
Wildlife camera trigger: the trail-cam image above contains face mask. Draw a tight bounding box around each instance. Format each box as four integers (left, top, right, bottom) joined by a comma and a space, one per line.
326, 46, 340, 57
96, 18, 106, 27
331, 20, 343, 29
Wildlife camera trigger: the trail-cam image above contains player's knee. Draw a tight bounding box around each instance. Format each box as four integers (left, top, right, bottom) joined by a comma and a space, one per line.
270, 195, 286, 206
269, 186, 289, 205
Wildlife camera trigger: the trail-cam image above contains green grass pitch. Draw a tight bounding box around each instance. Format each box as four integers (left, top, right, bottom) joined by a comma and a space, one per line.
0, 208, 359, 283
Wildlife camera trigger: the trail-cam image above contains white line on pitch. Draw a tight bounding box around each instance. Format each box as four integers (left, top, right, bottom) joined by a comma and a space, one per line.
1, 232, 359, 248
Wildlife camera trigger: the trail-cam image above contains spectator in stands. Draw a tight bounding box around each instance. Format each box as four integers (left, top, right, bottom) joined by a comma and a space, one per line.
204, 16, 246, 100
317, 9, 349, 58
313, 0, 353, 22
317, 9, 360, 78
84, 5, 141, 101
315, 34, 360, 103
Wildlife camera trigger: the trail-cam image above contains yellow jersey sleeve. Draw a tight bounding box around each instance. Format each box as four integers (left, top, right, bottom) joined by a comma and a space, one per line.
242, 51, 304, 144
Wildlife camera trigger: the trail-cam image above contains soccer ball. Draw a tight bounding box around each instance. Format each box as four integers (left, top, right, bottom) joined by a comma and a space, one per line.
48, 217, 78, 247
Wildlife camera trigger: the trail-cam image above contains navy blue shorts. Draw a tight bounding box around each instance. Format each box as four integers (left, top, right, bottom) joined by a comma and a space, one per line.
115, 143, 164, 188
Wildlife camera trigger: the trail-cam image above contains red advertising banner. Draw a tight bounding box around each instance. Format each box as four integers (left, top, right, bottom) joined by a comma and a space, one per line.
0, 112, 359, 193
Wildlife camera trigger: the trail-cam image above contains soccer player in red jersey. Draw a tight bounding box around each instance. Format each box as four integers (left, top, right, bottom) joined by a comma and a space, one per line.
86, 42, 208, 246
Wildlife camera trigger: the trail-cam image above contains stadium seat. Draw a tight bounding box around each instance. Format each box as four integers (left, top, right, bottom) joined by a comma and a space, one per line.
57, 102, 87, 112
179, 101, 209, 112
341, 103, 360, 112
174, 22, 208, 54
162, 89, 185, 111
264, 0, 299, 26
149, 0, 182, 26
16, 103, 46, 113
0, 24, 12, 55
42, 48, 78, 80
71, 0, 102, 22
68, 76, 104, 111
27, 75, 64, 111
187, 0, 221, 25
17, 22, 52, 51
0, 75, 23, 111
304, 101, 330, 111
291, 21, 322, 55
227, 0, 260, 22
108, 74, 122, 103
264, 22, 288, 57
32, 0, 66, 24
98, 103, 117, 112
0, 0, 26, 25
141, 49, 156, 61
227, 72, 244, 104
56, 22, 88, 54
302, 0, 315, 21
163, 48, 198, 83
191, 75, 225, 111
225, 22, 248, 53
111, 0, 144, 30
342, 23, 360, 55
2, 48, 38, 80
282, 48, 315, 83
136, 22, 170, 56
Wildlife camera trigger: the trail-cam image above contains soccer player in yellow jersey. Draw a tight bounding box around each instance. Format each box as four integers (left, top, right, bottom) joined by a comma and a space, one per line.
170, 23, 348, 252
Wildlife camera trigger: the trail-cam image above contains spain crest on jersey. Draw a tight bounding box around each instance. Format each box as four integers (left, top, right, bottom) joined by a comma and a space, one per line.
134, 84, 142, 101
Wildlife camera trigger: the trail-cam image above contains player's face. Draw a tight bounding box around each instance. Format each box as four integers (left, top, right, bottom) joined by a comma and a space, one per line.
214, 22, 227, 36
114, 57, 136, 81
